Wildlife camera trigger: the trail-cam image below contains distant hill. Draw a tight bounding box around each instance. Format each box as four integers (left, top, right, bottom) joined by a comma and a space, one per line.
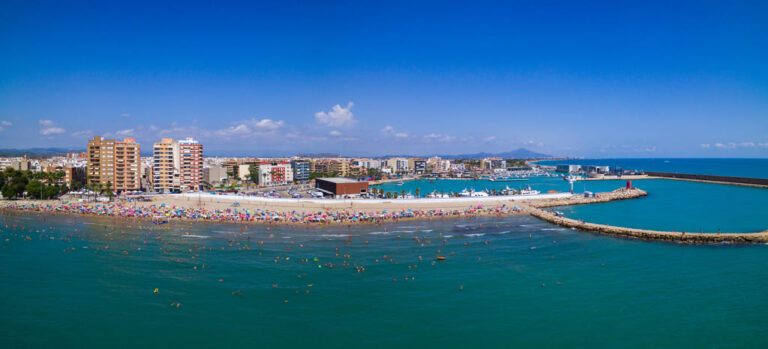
440, 148, 553, 159
0, 147, 83, 158
297, 153, 342, 158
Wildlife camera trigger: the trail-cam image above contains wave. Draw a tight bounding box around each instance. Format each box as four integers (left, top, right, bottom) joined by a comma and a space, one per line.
181, 234, 209, 239
465, 233, 486, 237
369, 231, 393, 235
319, 234, 352, 238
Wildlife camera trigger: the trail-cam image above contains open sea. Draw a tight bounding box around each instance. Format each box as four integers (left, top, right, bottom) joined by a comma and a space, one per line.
537, 158, 768, 179
1, 158, 767, 348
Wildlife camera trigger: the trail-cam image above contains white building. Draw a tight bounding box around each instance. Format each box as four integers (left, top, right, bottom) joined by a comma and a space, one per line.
356, 159, 383, 169
386, 158, 409, 173
257, 162, 293, 187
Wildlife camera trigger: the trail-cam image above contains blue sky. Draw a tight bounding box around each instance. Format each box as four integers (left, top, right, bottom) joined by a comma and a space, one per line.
1, 0, 766, 157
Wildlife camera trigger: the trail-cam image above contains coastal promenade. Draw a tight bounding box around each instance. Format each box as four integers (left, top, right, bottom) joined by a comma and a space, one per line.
172, 191, 573, 213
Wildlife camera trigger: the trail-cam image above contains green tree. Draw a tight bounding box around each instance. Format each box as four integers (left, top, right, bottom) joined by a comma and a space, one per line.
415, 188, 420, 198
104, 181, 114, 198
27, 180, 44, 199
400, 189, 405, 198
248, 165, 260, 184
386, 192, 392, 199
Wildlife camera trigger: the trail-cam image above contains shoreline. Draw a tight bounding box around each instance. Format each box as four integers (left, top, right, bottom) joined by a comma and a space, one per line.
4, 187, 767, 243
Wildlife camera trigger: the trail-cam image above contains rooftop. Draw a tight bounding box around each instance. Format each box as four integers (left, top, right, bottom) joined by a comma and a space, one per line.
316, 177, 363, 184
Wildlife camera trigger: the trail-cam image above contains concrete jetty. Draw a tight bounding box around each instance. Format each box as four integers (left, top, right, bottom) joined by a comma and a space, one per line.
521, 188, 768, 243
645, 171, 768, 188
528, 187, 648, 208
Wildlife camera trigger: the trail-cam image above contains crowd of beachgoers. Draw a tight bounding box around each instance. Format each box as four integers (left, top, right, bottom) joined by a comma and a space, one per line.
0, 200, 525, 225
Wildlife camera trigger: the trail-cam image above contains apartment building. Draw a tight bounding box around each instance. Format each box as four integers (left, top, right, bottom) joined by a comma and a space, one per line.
87, 136, 141, 192
152, 138, 180, 193
258, 162, 293, 186
178, 137, 203, 191
291, 160, 310, 183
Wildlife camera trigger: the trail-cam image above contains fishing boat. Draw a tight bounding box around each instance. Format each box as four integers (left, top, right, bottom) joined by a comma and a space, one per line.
519, 185, 540, 195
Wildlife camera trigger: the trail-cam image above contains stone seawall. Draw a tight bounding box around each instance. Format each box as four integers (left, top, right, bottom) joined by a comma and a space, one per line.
645, 171, 768, 188
525, 199, 768, 244
529, 187, 648, 208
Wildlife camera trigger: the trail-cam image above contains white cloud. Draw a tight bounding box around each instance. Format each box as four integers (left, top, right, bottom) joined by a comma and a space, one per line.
484, 136, 496, 142
759, 142, 768, 148
71, 130, 94, 138
39, 120, 54, 126
215, 118, 285, 137
714, 142, 736, 149
158, 125, 212, 138
121, 113, 131, 118
700, 143, 711, 148
381, 125, 409, 139
115, 129, 134, 136
41, 127, 66, 136
315, 102, 356, 128
1, 121, 11, 126
739, 142, 755, 148
423, 133, 457, 143
329, 130, 342, 136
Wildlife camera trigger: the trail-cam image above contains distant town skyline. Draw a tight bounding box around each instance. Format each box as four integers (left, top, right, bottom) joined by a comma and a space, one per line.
1, 1, 767, 158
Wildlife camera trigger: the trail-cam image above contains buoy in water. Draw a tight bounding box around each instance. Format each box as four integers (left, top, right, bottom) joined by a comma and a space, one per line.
436, 256, 447, 261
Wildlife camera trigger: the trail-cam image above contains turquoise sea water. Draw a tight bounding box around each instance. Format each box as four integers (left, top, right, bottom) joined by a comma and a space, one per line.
2, 212, 768, 348
374, 177, 575, 196
559, 179, 768, 233
537, 158, 768, 179
376, 178, 768, 233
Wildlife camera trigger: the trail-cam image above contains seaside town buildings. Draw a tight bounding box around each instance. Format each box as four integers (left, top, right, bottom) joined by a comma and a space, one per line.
482, 157, 506, 170
152, 137, 204, 193
3, 133, 562, 197
87, 136, 141, 192
257, 162, 293, 186
203, 166, 228, 185
179, 137, 203, 191
152, 138, 180, 193
291, 160, 310, 183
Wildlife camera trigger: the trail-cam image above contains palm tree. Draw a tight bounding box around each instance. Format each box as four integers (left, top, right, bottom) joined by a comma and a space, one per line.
400, 189, 405, 198
415, 188, 420, 198
386, 192, 392, 199
105, 181, 114, 198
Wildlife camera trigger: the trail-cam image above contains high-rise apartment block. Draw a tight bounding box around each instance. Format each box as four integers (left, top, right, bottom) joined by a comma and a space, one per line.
152, 138, 180, 193
179, 137, 203, 191
87, 136, 141, 192
152, 137, 204, 193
